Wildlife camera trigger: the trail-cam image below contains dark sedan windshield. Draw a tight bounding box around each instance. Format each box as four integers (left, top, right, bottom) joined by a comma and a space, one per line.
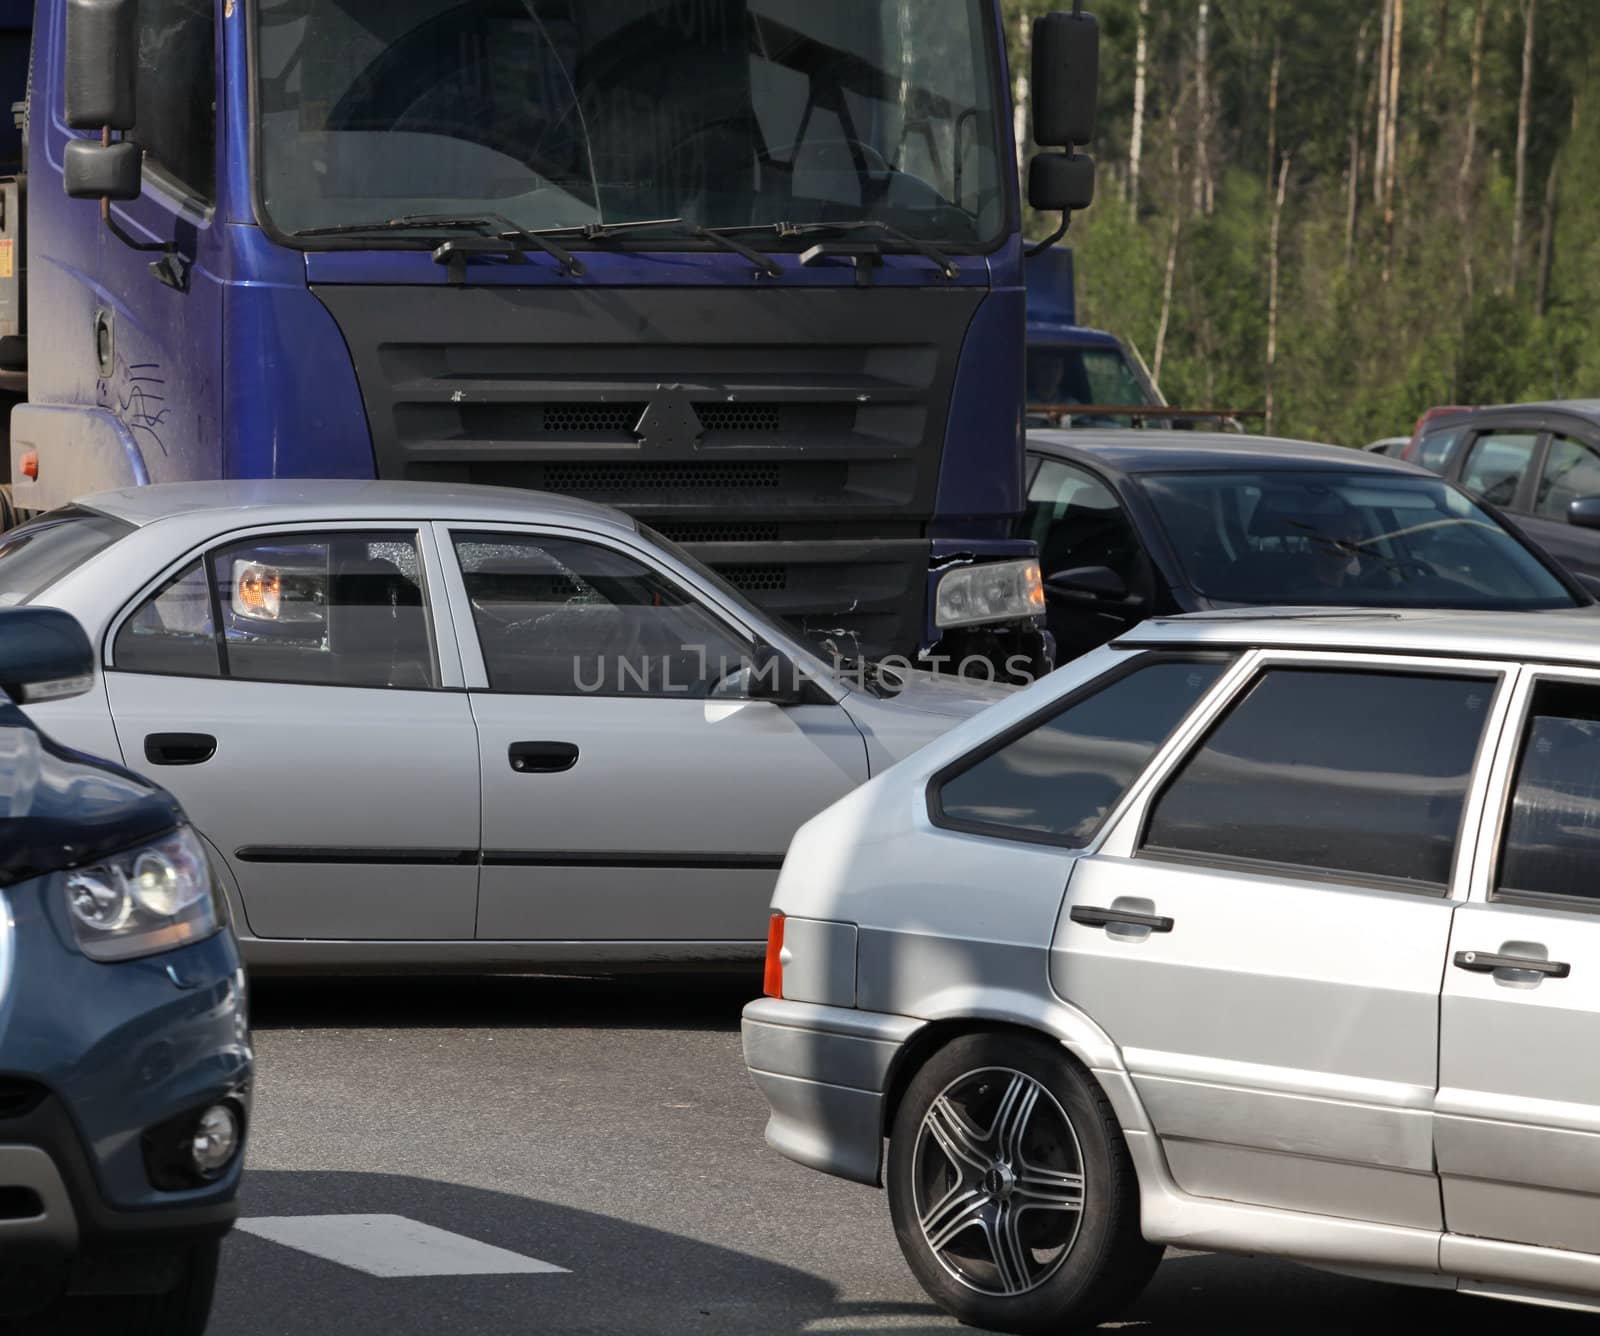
255, 0, 1006, 246
1139, 470, 1580, 610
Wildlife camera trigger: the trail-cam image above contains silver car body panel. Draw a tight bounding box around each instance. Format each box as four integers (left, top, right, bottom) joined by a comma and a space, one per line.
746, 610, 1600, 1311
23, 481, 1001, 968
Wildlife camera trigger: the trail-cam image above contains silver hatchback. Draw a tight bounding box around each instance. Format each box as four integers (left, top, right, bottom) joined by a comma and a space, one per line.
745, 608, 1600, 1329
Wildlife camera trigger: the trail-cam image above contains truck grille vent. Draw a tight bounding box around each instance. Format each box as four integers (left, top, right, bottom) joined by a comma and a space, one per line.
653, 521, 781, 544
721, 564, 789, 593
542, 462, 782, 493
0, 1079, 46, 1120
697, 404, 781, 433
540, 403, 641, 434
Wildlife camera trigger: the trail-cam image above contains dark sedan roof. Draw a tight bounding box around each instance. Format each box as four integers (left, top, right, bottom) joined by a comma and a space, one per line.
1027, 429, 1436, 478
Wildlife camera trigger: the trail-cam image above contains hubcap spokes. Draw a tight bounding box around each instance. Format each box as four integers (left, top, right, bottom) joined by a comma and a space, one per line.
913, 1069, 1085, 1297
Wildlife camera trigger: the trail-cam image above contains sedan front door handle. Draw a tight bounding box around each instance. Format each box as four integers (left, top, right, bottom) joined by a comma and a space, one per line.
1453, 949, 1570, 979
1070, 905, 1175, 933
144, 733, 217, 766
508, 742, 580, 774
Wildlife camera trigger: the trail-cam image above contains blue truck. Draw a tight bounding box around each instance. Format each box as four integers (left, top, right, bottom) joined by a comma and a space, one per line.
1024, 246, 1164, 429
0, 1, 1098, 676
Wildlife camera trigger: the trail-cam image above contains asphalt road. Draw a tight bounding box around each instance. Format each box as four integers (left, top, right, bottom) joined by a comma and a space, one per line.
213, 973, 1592, 1335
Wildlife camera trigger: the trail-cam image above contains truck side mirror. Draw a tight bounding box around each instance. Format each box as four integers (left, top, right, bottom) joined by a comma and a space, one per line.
64, 0, 143, 203
64, 139, 142, 201
65, 0, 138, 132
1027, 10, 1099, 257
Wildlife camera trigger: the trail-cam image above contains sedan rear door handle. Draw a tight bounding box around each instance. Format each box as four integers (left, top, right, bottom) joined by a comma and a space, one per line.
1453, 949, 1570, 979
508, 741, 579, 774
1071, 905, 1175, 933
144, 733, 217, 766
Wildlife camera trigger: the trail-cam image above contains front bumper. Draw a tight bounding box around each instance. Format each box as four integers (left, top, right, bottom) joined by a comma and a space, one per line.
741, 997, 923, 1187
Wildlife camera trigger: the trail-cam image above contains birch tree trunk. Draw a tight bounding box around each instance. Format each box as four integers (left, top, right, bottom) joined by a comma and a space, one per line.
1535, 148, 1560, 318
1129, 0, 1150, 212
1194, 1, 1214, 216
1459, 0, 1486, 303
1154, 210, 1182, 386
1510, 0, 1537, 292
1345, 18, 1372, 270
1382, 0, 1403, 283
1374, 0, 1394, 208
1266, 155, 1291, 435
1266, 34, 1282, 199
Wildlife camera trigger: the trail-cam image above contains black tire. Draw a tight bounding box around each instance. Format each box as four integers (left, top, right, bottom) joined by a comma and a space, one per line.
9, 1239, 220, 1336
887, 1031, 1162, 1335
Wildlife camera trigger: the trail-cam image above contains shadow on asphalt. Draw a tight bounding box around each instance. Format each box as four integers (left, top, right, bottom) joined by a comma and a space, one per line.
214, 1172, 1599, 1335
249, 971, 760, 1034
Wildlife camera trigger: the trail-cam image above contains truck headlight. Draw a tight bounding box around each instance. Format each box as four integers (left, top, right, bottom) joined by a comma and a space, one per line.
934, 559, 1046, 629
64, 826, 220, 962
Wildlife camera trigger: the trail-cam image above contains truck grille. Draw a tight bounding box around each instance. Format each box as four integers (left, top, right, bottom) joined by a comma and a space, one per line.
540, 403, 639, 434
541, 461, 782, 494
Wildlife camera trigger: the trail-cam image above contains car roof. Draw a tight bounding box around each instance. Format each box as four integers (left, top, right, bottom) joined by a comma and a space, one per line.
1027, 429, 1435, 477
76, 479, 638, 534
1117, 606, 1600, 666
1430, 399, 1600, 426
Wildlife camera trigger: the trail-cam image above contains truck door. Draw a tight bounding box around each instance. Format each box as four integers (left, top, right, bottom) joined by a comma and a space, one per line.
22, 0, 224, 503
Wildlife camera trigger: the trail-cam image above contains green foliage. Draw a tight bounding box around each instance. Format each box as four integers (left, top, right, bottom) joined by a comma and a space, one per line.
1004, 0, 1600, 444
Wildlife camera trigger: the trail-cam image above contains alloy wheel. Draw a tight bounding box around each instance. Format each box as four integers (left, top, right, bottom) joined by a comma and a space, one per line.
911, 1066, 1086, 1297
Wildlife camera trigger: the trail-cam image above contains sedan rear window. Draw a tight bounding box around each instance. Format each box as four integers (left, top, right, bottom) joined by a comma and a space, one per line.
1138, 470, 1578, 610
0, 508, 133, 604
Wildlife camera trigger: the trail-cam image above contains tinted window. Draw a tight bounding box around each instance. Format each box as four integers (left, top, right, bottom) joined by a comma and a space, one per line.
1417, 428, 1463, 473
0, 508, 132, 604
935, 658, 1227, 844
114, 562, 219, 677
1497, 681, 1600, 904
1460, 432, 1539, 508
130, 0, 216, 200
1024, 459, 1147, 595
1145, 670, 1493, 887
1536, 436, 1600, 519
209, 533, 436, 688
1139, 470, 1576, 609
455, 533, 749, 697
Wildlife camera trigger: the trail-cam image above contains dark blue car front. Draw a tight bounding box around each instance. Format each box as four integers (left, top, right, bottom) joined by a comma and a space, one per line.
0, 610, 249, 1335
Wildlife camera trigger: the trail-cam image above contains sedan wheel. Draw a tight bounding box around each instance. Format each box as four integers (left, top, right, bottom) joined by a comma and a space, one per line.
888, 1032, 1161, 1335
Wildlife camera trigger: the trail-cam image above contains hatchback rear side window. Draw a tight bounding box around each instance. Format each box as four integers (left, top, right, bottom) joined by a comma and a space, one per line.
931, 657, 1229, 846
0, 508, 132, 604
1143, 669, 1494, 889
1496, 680, 1600, 907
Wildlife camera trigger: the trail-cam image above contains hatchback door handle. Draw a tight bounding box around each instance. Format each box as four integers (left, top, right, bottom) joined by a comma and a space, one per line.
1453, 950, 1570, 979
508, 741, 579, 774
1071, 905, 1175, 933
144, 733, 217, 766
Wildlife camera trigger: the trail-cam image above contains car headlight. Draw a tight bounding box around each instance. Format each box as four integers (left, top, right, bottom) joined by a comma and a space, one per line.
934, 559, 1046, 629
64, 826, 220, 962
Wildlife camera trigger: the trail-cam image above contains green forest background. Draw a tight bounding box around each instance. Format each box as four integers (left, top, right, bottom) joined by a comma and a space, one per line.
1004, 0, 1600, 446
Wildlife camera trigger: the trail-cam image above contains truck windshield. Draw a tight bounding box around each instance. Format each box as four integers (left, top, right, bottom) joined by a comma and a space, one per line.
254, 0, 1007, 249
1026, 346, 1158, 428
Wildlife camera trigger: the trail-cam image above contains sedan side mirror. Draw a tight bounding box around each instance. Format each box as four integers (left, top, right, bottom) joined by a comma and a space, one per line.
0, 607, 96, 704
1046, 565, 1129, 602
1568, 497, 1600, 531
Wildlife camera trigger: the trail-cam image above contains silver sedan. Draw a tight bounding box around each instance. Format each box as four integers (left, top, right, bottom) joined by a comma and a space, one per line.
746, 606, 1600, 1328
1, 480, 1006, 973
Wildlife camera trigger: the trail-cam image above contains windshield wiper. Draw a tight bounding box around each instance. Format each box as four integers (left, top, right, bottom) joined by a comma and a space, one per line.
710, 221, 960, 281
523, 218, 783, 279
294, 213, 584, 277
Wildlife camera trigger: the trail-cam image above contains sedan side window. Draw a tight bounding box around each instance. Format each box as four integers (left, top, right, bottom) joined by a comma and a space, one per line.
208, 532, 437, 689
113, 562, 220, 677
453, 533, 751, 697
1024, 459, 1147, 593
1535, 437, 1600, 519
1144, 669, 1494, 889
1496, 680, 1600, 906
932, 657, 1228, 846
1459, 432, 1539, 509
